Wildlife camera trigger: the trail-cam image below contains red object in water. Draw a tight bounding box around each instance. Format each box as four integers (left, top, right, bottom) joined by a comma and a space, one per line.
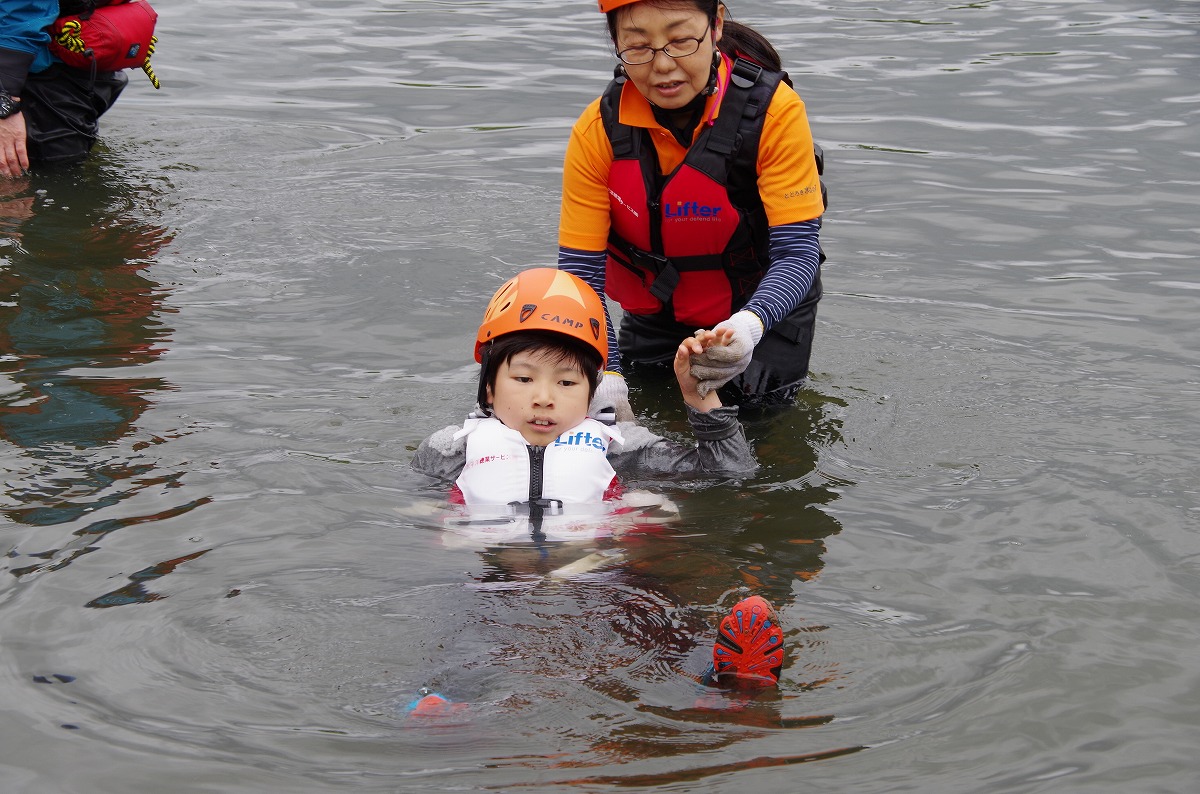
712, 595, 784, 685
407, 693, 468, 720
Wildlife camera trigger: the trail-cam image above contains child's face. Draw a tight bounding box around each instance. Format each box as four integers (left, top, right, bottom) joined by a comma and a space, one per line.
486, 349, 591, 446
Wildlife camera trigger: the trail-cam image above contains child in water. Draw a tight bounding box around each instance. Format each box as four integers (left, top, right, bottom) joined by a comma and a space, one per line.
410, 268, 785, 700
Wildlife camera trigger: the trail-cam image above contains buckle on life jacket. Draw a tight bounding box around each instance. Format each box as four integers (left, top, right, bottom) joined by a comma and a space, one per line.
628, 247, 669, 276
623, 248, 683, 305
647, 263, 681, 304
508, 498, 564, 517
510, 498, 564, 541
730, 59, 763, 90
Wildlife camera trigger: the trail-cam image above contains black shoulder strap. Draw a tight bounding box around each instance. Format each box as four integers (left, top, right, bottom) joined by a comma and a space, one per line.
600, 71, 664, 256
705, 58, 771, 157
715, 60, 829, 215
695, 58, 781, 212
600, 72, 636, 159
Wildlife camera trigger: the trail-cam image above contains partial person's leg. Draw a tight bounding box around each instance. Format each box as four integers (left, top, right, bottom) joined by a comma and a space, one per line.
21, 65, 127, 165
619, 311, 691, 369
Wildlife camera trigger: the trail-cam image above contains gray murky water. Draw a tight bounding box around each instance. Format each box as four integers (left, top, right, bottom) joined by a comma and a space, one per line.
2, 1, 1198, 791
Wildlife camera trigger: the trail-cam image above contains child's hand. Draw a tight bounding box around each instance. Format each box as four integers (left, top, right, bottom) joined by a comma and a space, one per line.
674, 328, 735, 412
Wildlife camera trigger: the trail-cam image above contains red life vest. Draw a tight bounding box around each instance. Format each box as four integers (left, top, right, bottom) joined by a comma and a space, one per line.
602, 58, 794, 328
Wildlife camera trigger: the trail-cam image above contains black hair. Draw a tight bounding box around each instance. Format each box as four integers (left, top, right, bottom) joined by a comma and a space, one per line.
477, 330, 604, 410
605, 1, 785, 75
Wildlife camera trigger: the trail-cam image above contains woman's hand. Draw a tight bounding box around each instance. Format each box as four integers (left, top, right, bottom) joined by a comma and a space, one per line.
675, 327, 735, 412
689, 310, 764, 396
590, 371, 635, 423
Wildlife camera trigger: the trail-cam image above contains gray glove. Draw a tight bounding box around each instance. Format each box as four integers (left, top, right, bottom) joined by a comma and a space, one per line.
690, 310, 764, 396
590, 371, 635, 423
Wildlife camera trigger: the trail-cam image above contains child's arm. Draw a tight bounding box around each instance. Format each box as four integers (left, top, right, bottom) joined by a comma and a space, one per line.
607, 327, 756, 479
674, 328, 736, 413
411, 425, 468, 481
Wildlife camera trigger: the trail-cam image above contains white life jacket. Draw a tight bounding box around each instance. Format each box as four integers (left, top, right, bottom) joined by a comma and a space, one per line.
453, 416, 623, 506
438, 489, 682, 549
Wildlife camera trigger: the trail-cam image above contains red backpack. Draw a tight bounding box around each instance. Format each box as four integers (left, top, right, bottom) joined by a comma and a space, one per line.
48, 0, 161, 88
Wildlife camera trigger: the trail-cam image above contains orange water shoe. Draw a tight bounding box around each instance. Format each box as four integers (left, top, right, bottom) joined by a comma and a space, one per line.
712, 595, 784, 686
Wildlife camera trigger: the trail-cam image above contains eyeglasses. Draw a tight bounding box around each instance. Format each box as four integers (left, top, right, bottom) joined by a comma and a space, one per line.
616, 34, 708, 66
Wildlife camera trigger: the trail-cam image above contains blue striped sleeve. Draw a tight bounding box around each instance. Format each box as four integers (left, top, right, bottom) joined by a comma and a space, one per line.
741, 220, 822, 330
557, 247, 622, 374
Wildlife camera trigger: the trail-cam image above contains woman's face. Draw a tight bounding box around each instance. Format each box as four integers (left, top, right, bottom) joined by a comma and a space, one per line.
613, 2, 724, 111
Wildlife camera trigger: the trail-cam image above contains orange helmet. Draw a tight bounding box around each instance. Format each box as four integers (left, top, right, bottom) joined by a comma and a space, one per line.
474, 268, 606, 365
597, 0, 644, 11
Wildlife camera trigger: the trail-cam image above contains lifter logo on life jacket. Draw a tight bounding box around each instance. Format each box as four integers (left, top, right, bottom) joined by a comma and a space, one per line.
663, 200, 723, 220
552, 430, 608, 451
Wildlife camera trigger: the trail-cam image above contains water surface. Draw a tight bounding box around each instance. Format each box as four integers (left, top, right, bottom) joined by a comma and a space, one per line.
2, 1, 1198, 791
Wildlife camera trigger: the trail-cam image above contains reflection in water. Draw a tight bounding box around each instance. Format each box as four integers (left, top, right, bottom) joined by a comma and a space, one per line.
0, 164, 204, 603
429, 385, 858, 775
623, 370, 850, 608
0, 173, 172, 447
555, 741, 864, 787
85, 548, 210, 608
